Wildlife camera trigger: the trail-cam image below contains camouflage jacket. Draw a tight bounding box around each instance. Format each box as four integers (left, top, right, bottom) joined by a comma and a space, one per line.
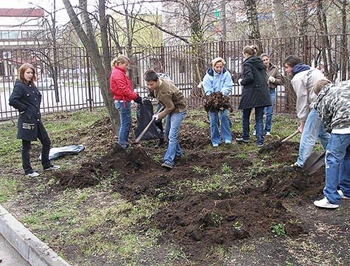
314, 80, 350, 132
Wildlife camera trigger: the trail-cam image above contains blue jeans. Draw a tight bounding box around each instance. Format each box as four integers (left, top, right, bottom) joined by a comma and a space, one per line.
323, 134, 350, 204
264, 89, 276, 133
208, 109, 232, 145
242, 107, 264, 145
114, 101, 132, 147
164, 111, 186, 166
297, 109, 330, 167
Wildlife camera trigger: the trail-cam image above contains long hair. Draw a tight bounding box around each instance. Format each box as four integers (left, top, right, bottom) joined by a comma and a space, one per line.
111, 55, 130, 68
18, 63, 37, 83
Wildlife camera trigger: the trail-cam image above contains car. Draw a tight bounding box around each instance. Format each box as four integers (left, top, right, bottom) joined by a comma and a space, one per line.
36, 77, 54, 90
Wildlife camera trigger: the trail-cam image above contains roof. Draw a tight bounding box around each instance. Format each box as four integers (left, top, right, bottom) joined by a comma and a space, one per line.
0, 8, 44, 18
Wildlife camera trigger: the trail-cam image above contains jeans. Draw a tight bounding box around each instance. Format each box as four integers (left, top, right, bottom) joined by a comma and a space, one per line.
323, 134, 350, 204
164, 111, 186, 166
114, 101, 132, 147
242, 107, 264, 145
297, 109, 330, 167
264, 89, 276, 133
208, 109, 232, 145
22, 122, 52, 174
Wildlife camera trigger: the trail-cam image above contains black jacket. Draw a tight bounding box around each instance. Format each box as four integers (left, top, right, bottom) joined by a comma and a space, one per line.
238, 56, 271, 109
9, 79, 48, 141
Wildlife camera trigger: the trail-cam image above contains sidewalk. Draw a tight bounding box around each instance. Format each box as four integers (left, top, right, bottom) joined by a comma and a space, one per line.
0, 205, 70, 266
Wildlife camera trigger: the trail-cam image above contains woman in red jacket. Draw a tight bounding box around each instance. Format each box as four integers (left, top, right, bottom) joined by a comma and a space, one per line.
110, 55, 142, 148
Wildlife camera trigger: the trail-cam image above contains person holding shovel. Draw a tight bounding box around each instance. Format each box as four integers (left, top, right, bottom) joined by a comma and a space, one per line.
9, 63, 60, 177
283, 55, 329, 170
144, 70, 187, 169
313, 79, 350, 209
110, 55, 143, 149
202, 57, 233, 147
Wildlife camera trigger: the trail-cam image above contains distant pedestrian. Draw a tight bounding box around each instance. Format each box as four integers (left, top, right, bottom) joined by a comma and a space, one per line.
313, 79, 350, 209
236, 45, 271, 147
9, 63, 60, 177
144, 70, 187, 169
202, 57, 233, 146
110, 55, 143, 149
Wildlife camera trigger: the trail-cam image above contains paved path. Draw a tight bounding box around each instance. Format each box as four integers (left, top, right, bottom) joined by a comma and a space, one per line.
0, 233, 30, 265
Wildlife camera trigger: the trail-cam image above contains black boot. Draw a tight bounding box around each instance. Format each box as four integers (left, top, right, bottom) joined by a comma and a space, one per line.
155, 138, 165, 148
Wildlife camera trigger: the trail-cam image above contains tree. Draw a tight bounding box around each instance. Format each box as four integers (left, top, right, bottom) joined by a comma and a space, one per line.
61, 0, 119, 134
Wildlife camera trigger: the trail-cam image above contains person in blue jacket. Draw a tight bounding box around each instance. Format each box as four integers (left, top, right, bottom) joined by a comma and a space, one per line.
202, 57, 233, 147
9, 63, 60, 177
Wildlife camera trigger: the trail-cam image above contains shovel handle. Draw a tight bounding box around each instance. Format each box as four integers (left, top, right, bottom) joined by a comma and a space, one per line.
281, 130, 299, 143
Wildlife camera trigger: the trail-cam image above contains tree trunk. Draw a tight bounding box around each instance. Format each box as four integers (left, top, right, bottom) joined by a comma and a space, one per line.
61, 0, 119, 134
272, 0, 289, 38
245, 0, 262, 54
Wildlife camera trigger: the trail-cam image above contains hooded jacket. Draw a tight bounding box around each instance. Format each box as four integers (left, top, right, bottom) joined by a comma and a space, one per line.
314, 80, 350, 133
291, 64, 324, 121
202, 67, 233, 96
9, 79, 48, 141
238, 56, 271, 109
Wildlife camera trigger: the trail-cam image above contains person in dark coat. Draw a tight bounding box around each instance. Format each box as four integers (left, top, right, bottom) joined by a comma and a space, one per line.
236, 45, 272, 147
9, 63, 60, 177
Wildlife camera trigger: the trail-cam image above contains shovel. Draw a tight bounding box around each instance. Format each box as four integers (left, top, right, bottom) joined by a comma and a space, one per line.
303, 152, 325, 174
259, 130, 299, 154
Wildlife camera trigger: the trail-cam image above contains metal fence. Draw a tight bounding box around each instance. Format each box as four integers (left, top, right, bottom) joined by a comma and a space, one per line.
1, 34, 349, 121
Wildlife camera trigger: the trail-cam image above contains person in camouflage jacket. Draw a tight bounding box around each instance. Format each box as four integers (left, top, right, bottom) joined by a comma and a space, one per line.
313, 79, 350, 209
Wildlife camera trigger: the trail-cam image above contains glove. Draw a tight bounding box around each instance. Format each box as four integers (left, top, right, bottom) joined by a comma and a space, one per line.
134, 95, 142, 104
268, 76, 275, 83
152, 114, 159, 121
238, 78, 242, 85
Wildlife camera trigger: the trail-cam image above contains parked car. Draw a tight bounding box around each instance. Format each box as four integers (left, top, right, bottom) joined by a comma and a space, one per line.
36, 77, 54, 90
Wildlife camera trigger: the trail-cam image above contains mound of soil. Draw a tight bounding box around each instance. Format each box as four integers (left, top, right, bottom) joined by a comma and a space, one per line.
52, 115, 326, 264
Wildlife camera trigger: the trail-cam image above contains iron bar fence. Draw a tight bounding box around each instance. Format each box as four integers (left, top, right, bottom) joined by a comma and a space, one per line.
0, 34, 349, 121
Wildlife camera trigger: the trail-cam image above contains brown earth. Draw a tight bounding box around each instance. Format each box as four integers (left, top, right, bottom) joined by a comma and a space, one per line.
17, 112, 350, 265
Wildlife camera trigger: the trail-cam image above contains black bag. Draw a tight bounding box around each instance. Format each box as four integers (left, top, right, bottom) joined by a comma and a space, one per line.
134, 99, 162, 141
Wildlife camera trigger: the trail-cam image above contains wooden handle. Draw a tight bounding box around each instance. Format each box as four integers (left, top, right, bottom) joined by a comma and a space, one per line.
281, 130, 299, 143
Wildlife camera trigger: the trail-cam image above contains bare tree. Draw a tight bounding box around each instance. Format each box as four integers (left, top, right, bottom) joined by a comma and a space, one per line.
61, 0, 120, 134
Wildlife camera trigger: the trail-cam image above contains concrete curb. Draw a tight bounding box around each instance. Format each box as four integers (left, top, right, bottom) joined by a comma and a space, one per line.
0, 205, 70, 266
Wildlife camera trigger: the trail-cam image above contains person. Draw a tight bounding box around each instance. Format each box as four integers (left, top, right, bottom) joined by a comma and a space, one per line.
9, 63, 60, 177
259, 53, 284, 135
144, 69, 187, 169
313, 79, 350, 209
283, 55, 329, 170
202, 57, 233, 146
236, 45, 271, 147
110, 55, 142, 149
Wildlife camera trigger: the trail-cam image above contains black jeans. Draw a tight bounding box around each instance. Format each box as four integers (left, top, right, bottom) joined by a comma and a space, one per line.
21, 123, 52, 174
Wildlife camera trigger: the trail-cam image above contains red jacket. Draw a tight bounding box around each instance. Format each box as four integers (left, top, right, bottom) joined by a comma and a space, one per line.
110, 66, 138, 101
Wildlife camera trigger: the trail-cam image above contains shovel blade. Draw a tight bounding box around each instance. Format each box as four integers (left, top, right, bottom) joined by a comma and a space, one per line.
303, 152, 325, 174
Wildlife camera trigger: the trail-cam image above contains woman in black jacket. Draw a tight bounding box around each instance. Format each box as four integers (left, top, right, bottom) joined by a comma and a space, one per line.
9, 63, 59, 177
236, 45, 271, 147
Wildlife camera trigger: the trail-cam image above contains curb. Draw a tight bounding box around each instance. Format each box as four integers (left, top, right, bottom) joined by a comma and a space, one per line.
0, 205, 70, 266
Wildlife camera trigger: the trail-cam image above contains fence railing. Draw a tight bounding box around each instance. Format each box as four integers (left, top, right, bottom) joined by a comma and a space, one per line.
1, 34, 349, 121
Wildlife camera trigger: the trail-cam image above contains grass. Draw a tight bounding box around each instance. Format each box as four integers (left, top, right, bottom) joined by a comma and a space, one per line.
0, 107, 328, 265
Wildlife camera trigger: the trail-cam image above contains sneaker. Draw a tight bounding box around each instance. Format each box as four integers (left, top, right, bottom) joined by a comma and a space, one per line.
314, 197, 339, 209
224, 140, 232, 144
26, 171, 40, 177
213, 143, 219, 147
161, 161, 173, 169
44, 165, 60, 171
338, 190, 350, 199
257, 144, 264, 148
236, 138, 249, 143
253, 130, 256, 136
265, 132, 271, 136
283, 162, 302, 172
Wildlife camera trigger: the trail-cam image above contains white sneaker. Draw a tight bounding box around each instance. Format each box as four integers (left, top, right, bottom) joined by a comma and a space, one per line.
212, 143, 219, 147
265, 132, 271, 136
26, 172, 40, 177
224, 140, 232, 144
314, 197, 339, 209
338, 190, 350, 199
44, 165, 60, 171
